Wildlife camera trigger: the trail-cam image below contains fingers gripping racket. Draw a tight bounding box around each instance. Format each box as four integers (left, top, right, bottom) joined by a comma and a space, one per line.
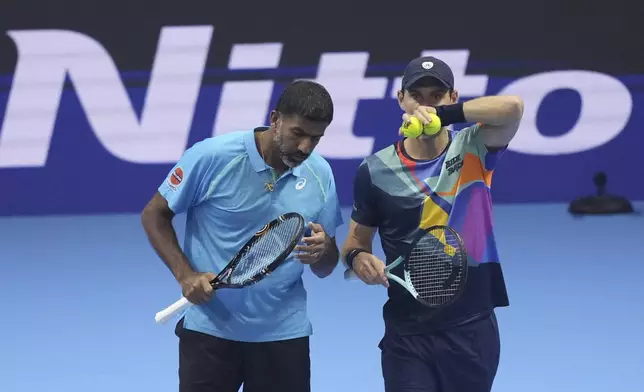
155, 212, 305, 324
347, 225, 468, 309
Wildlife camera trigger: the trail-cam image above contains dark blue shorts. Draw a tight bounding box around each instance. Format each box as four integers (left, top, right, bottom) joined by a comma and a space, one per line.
380, 312, 501, 392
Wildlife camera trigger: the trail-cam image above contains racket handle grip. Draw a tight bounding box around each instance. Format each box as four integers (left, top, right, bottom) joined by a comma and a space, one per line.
155, 296, 191, 324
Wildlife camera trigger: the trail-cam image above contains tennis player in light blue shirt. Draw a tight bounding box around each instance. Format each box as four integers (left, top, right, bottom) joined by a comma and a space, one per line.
142, 80, 342, 392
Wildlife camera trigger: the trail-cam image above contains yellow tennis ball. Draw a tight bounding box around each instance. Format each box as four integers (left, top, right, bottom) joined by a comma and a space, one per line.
400, 116, 423, 138
423, 113, 442, 135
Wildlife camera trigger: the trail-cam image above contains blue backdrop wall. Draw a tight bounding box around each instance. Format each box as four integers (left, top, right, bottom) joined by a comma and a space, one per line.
1, 1, 642, 216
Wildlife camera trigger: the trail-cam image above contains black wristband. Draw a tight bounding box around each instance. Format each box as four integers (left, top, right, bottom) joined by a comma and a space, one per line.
435, 103, 466, 126
345, 248, 368, 269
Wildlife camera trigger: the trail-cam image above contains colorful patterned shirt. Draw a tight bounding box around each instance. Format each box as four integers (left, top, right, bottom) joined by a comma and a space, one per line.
351, 124, 510, 334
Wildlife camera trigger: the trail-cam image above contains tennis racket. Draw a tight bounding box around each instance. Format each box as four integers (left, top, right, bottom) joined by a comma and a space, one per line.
155, 212, 305, 324
346, 225, 468, 308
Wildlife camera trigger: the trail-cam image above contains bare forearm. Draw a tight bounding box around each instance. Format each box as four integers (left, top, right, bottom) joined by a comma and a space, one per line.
341, 242, 372, 267
141, 210, 194, 282
310, 237, 339, 278
341, 221, 376, 268
463, 95, 524, 126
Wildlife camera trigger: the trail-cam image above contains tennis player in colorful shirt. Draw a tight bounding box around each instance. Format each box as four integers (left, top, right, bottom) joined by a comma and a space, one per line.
142, 80, 343, 392
341, 56, 524, 392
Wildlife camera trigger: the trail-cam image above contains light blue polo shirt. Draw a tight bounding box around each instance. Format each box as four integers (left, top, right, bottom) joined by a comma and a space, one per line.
158, 127, 343, 342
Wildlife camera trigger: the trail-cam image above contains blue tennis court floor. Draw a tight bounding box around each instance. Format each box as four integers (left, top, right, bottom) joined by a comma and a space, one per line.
1, 202, 643, 392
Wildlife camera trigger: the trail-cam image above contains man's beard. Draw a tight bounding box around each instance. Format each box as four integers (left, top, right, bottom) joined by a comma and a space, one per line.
273, 130, 306, 168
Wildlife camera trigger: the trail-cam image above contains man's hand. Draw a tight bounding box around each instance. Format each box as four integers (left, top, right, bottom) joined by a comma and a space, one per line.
179, 271, 218, 304
352, 252, 389, 288
402, 105, 437, 128
295, 222, 330, 265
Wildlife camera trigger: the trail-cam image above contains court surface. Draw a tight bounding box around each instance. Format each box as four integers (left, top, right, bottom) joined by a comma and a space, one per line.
1, 202, 643, 392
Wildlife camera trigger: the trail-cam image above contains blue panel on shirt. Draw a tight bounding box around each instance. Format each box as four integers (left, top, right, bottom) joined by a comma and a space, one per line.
158, 128, 343, 342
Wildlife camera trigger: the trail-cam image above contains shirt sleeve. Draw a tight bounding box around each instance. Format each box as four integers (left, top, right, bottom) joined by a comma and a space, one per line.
315, 169, 344, 238
158, 141, 217, 214
350, 160, 380, 227
461, 123, 508, 171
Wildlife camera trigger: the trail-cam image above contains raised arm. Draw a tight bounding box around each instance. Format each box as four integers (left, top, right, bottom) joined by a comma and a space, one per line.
461, 95, 524, 148
414, 95, 524, 149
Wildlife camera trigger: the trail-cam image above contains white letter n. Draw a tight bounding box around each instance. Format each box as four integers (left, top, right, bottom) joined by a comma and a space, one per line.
0, 26, 213, 168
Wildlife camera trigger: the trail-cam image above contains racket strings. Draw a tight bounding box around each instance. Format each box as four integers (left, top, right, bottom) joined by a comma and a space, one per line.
407, 229, 465, 306
231, 216, 302, 284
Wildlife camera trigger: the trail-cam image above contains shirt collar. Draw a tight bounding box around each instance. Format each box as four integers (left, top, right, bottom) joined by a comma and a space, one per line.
244, 127, 305, 177
245, 127, 269, 173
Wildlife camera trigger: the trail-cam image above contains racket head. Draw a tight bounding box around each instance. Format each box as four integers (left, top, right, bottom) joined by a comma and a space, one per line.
214, 212, 305, 288
402, 225, 468, 308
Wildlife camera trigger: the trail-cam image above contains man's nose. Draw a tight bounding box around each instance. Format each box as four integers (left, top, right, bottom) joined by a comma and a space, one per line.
298, 138, 313, 154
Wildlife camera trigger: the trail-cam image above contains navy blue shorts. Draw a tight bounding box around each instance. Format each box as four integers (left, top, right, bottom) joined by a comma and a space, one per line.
380, 312, 501, 392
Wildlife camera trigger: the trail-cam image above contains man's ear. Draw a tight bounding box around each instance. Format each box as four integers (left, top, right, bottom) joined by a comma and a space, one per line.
269, 110, 279, 128
397, 90, 405, 110
450, 89, 459, 104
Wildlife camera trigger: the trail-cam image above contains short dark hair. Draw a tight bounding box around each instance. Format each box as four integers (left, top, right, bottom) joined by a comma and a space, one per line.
275, 80, 334, 124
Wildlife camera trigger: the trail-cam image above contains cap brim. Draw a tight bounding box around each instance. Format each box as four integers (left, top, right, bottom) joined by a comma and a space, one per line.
403, 72, 451, 90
